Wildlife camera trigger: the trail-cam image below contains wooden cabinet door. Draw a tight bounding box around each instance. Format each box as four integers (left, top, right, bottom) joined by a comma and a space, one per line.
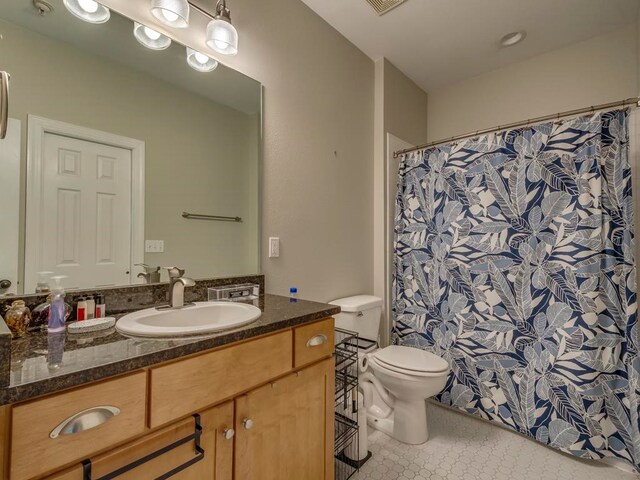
235, 358, 335, 480
50, 402, 234, 480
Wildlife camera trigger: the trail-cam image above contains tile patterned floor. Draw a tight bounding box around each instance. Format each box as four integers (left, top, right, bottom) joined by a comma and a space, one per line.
352, 403, 639, 480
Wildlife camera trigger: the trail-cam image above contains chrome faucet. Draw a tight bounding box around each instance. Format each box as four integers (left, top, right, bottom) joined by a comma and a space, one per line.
158, 267, 195, 309
136, 263, 161, 284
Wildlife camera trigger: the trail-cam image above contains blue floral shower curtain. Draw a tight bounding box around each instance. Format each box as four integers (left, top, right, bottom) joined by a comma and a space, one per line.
393, 109, 640, 469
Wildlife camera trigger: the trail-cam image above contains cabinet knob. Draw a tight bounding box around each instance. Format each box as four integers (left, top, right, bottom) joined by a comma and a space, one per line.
242, 418, 254, 430
223, 427, 235, 440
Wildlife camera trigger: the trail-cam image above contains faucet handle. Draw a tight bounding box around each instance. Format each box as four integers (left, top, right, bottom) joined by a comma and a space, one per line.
164, 266, 185, 278
138, 263, 160, 274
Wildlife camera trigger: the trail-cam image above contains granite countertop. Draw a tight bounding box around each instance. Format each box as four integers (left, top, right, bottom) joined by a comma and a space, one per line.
0, 294, 340, 405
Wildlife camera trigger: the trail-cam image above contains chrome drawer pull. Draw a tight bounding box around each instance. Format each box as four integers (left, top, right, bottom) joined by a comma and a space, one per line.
50, 405, 120, 439
306, 334, 328, 348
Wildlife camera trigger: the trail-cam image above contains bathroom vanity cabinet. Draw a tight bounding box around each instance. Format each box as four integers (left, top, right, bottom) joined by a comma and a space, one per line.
0, 318, 335, 480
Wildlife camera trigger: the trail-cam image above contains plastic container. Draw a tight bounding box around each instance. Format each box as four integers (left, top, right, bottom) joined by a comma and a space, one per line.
95, 294, 106, 318
289, 287, 298, 303
76, 297, 87, 321
35, 271, 54, 294
85, 296, 95, 320
48, 276, 68, 333
208, 284, 259, 301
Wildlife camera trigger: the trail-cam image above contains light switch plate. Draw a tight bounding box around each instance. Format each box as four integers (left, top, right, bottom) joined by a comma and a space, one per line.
145, 240, 164, 253
268, 237, 280, 258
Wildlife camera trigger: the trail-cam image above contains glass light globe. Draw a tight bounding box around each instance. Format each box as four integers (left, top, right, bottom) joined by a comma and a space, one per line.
160, 10, 179, 23
150, 0, 189, 29
77, 0, 98, 13
206, 18, 238, 55
144, 26, 162, 41
134, 22, 171, 50
186, 47, 219, 73
63, 0, 110, 23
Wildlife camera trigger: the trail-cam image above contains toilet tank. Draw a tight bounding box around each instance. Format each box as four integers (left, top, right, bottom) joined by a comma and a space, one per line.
330, 295, 382, 342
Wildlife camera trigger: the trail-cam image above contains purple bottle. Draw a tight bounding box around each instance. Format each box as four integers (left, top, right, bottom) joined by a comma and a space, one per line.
48, 276, 67, 333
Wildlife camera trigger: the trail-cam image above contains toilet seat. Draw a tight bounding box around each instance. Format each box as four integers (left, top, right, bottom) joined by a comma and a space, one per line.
372, 346, 449, 376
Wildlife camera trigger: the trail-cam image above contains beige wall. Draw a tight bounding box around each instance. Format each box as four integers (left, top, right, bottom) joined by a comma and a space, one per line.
224, 0, 375, 301
0, 19, 259, 289
374, 58, 428, 345
427, 24, 638, 141
382, 60, 429, 146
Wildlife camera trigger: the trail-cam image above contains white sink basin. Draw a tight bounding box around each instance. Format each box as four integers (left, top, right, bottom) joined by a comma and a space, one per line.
115, 301, 261, 338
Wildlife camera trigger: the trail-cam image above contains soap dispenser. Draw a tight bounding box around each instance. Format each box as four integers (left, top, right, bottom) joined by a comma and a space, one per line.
48, 276, 68, 333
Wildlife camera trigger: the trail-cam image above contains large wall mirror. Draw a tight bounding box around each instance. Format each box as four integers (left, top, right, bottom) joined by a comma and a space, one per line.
0, 0, 261, 295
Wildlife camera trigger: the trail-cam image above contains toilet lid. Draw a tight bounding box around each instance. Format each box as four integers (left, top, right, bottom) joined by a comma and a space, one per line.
373, 346, 449, 373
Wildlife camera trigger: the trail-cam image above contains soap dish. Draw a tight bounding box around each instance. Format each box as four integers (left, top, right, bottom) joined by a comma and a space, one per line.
67, 317, 116, 334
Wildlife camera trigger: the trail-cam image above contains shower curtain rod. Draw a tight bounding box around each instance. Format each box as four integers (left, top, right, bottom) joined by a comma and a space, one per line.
393, 96, 640, 158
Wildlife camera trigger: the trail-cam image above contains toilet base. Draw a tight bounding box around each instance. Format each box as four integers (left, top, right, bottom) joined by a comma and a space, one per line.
367, 399, 429, 445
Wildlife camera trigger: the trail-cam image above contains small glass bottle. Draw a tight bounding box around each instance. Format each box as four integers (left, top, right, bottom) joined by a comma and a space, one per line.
4, 300, 32, 338
289, 287, 298, 303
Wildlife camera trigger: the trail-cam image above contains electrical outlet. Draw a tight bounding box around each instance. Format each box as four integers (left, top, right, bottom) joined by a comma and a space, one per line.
268, 237, 280, 258
145, 240, 164, 253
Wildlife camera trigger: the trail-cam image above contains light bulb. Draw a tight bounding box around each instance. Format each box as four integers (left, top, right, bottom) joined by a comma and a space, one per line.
63, 0, 110, 23
194, 52, 209, 64
134, 22, 171, 50
143, 26, 161, 40
160, 9, 179, 22
77, 0, 98, 13
186, 47, 218, 72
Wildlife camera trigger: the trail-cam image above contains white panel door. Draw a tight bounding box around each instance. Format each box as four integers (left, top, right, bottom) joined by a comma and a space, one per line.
0, 118, 21, 295
31, 133, 132, 290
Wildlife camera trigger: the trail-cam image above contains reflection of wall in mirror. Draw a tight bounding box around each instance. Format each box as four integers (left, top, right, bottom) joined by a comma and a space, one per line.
0, 19, 259, 291
0, 118, 20, 295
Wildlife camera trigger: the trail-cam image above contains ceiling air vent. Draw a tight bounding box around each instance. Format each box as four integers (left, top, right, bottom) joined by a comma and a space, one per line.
365, 0, 406, 16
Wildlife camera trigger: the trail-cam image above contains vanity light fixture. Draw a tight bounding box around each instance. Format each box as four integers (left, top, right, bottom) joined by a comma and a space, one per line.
63, 0, 110, 24
205, 0, 238, 55
134, 22, 172, 50
150, 0, 190, 29
186, 47, 219, 72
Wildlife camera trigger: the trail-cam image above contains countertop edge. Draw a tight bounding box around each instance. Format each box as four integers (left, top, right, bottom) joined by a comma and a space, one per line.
0, 299, 341, 405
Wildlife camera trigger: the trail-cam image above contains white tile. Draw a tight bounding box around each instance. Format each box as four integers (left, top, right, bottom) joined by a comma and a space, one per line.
352, 403, 638, 480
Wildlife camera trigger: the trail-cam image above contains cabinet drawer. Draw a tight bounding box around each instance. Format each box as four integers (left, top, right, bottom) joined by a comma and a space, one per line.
10, 371, 147, 480
49, 402, 234, 480
149, 331, 292, 428
293, 318, 335, 368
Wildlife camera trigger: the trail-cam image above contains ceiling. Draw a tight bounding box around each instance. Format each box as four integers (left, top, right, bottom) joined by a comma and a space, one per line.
300, 0, 640, 92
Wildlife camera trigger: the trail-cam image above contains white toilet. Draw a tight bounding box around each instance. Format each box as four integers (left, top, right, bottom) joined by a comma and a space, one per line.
330, 295, 449, 445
